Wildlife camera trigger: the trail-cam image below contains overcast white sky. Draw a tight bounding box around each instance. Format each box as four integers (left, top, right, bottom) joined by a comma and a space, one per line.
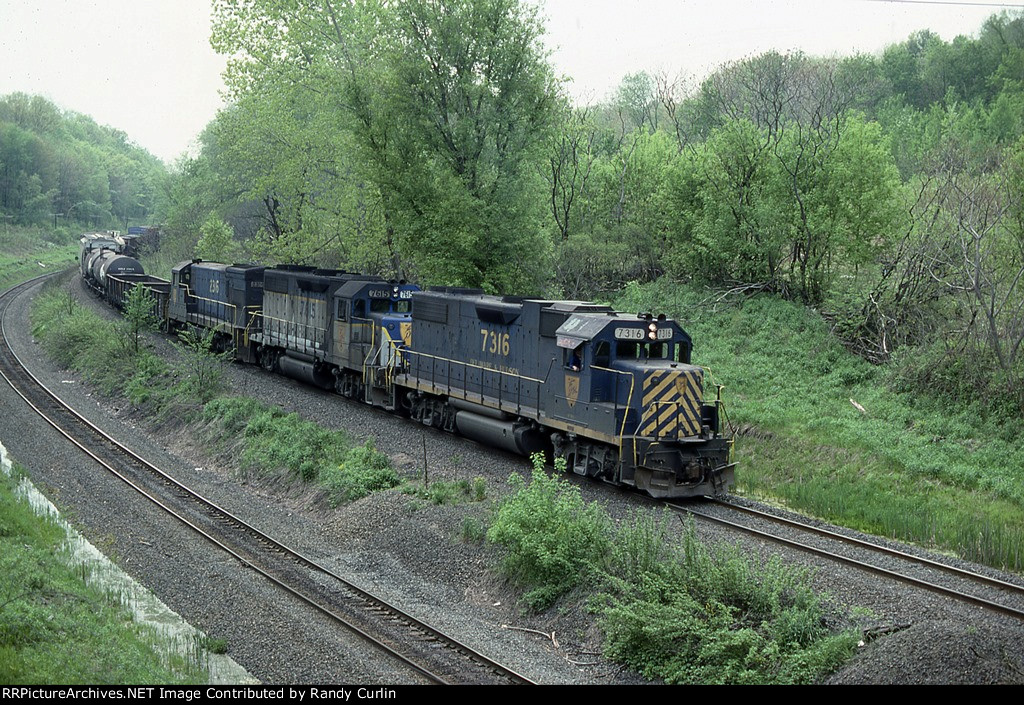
0, 0, 1014, 164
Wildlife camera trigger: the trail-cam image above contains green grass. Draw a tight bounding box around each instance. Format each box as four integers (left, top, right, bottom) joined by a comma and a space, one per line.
0, 227, 78, 292
402, 476, 488, 506
201, 398, 401, 505
0, 464, 205, 684
31, 283, 172, 400
321, 439, 402, 504
597, 516, 858, 685
615, 279, 1024, 571
486, 455, 859, 683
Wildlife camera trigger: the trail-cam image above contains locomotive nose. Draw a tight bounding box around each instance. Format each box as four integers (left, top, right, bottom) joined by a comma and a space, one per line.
638, 367, 704, 439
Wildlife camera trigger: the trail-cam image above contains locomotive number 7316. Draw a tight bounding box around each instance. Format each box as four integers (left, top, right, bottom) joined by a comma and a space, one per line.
480, 329, 510, 356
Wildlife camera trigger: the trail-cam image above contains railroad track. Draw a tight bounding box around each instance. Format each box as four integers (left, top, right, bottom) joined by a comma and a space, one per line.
668, 497, 1024, 623
0, 273, 534, 685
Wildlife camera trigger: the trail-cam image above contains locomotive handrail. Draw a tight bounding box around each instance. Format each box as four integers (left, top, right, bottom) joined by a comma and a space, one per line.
176, 282, 240, 317
402, 348, 544, 384
261, 310, 327, 357
383, 337, 404, 393
591, 364, 636, 466
701, 365, 733, 440
242, 306, 262, 346
398, 347, 545, 417
352, 315, 377, 388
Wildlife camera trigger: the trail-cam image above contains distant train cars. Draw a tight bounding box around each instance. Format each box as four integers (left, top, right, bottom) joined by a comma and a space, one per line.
79, 232, 169, 316
79, 236, 734, 499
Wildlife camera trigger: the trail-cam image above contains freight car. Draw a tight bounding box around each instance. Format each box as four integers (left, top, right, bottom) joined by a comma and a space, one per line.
78, 246, 734, 498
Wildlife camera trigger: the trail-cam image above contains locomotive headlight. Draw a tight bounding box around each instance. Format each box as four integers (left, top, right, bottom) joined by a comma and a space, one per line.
648, 322, 657, 340
393, 286, 399, 296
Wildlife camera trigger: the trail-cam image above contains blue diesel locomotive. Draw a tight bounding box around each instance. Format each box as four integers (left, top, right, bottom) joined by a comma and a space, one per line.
397, 289, 733, 498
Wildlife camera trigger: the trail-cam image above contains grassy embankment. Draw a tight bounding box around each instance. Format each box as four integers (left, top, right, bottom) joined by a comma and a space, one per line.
0, 227, 77, 291
0, 457, 207, 683
616, 279, 1024, 572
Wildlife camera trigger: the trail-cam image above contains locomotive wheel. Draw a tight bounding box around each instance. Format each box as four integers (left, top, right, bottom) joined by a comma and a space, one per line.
260, 347, 278, 372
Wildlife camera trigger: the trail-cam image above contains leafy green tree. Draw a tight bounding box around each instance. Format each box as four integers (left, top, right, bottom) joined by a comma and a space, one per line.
680, 119, 787, 286
205, 80, 390, 271
121, 284, 159, 355
546, 102, 598, 244
175, 325, 231, 404
211, 0, 560, 293
0, 93, 165, 230
196, 213, 235, 262
614, 72, 658, 133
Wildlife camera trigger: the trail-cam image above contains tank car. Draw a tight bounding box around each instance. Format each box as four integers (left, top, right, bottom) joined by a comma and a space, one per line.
84, 250, 145, 295
392, 290, 734, 497
79, 233, 170, 317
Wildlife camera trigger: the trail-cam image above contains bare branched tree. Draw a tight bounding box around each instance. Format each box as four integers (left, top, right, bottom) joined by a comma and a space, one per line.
547, 104, 597, 241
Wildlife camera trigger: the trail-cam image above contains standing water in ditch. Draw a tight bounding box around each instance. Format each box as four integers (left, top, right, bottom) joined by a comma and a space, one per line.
0, 440, 258, 684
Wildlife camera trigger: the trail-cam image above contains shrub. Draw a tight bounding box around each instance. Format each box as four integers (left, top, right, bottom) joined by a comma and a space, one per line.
460, 516, 487, 544
320, 439, 400, 505
203, 398, 350, 483
596, 519, 858, 684
175, 326, 231, 403
487, 455, 611, 610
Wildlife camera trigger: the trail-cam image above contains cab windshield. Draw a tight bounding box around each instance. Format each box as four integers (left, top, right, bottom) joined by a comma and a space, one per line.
615, 342, 672, 360
371, 298, 412, 314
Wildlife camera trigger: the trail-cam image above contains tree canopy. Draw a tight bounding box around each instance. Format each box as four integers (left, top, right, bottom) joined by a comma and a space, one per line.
0, 93, 165, 233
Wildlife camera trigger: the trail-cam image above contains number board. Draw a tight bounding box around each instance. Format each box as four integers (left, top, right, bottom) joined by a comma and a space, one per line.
614, 327, 644, 340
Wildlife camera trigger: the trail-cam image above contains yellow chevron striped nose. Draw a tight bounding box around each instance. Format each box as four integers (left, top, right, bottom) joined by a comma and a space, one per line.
639, 369, 704, 438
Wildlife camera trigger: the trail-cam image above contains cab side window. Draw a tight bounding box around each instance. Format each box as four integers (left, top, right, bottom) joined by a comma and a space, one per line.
564, 345, 584, 371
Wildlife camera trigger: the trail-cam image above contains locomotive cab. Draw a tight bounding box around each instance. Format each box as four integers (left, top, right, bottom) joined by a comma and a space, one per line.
331, 280, 419, 388
551, 313, 733, 497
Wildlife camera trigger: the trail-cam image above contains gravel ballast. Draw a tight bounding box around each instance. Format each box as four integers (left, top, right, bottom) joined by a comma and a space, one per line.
2, 271, 1023, 685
